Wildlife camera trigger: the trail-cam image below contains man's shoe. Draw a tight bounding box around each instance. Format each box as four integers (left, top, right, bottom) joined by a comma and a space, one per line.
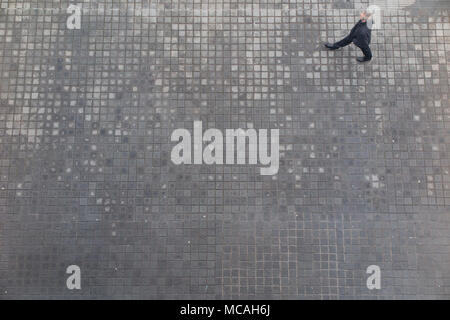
356, 57, 371, 63
324, 43, 339, 50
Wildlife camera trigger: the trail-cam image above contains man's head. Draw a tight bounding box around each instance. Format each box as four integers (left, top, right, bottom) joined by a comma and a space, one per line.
360, 10, 373, 22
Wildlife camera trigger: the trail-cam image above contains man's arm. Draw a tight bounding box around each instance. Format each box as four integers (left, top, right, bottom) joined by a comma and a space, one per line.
349, 20, 361, 36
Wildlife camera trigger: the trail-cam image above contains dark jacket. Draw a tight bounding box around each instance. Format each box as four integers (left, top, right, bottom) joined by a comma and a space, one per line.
350, 20, 371, 48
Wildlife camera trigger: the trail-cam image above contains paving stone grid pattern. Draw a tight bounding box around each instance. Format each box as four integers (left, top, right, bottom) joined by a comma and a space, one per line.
0, 0, 449, 299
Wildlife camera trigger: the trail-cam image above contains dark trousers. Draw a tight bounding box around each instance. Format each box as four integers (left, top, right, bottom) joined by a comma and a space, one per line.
334, 35, 372, 61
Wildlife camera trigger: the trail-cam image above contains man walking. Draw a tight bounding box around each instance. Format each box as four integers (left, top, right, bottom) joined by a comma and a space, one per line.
325, 11, 373, 62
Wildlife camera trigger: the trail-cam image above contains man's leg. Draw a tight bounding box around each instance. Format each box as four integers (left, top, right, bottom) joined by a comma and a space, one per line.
356, 44, 372, 62
326, 34, 354, 49
334, 34, 354, 48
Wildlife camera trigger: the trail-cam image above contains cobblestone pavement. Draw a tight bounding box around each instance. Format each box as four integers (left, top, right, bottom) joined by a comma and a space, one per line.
0, 0, 449, 299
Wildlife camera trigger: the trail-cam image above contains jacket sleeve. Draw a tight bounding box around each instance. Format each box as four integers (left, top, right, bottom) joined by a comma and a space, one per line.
349, 21, 360, 36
